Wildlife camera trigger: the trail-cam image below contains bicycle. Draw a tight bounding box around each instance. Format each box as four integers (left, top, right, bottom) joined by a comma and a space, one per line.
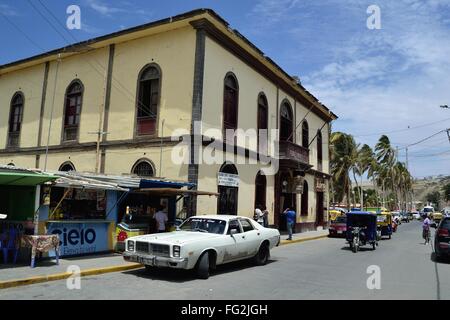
422, 227, 431, 245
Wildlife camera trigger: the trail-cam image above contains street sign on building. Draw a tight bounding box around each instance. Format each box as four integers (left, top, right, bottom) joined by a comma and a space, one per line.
315, 177, 326, 192
218, 172, 240, 187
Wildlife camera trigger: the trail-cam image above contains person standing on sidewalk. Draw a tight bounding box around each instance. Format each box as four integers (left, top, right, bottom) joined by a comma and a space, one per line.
283, 207, 297, 240
153, 205, 168, 233
262, 205, 270, 228
254, 208, 265, 225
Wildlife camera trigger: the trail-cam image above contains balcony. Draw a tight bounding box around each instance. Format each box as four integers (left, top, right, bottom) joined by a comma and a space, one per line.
277, 140, 309, 165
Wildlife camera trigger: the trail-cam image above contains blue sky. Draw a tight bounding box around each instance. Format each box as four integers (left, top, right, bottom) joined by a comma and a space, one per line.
1, 0, 449, 178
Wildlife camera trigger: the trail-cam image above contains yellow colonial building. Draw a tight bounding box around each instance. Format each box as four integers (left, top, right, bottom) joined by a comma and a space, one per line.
0, 9, 337, 232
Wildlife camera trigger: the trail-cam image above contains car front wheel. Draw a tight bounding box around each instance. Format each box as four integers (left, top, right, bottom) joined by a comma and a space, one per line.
195, 252, 210, 279
254, 243, 270, 266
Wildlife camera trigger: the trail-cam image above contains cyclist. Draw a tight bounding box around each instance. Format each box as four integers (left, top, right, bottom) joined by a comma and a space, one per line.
422, 214, 431, 244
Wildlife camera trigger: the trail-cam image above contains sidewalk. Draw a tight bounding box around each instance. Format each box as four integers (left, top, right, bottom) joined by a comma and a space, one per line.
279, 229, 329, 245
0, 253, 141, 289
0, 229, 329, 289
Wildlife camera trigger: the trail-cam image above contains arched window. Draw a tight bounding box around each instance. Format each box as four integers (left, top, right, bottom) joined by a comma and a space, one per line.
317, 130, 323, 171
255, 171, 267, 209
257, 93, 268, 155
301, 180, 309, 216
218, 163, 239, 215
132, 159, 155, 177
8, 92, 24, 148
223, 73, 239, 137
302, 121, 309, 149
280, 101, 293, 142
136, 64, 161, 136
59, 162, 76, 172
63, 80, 83, 142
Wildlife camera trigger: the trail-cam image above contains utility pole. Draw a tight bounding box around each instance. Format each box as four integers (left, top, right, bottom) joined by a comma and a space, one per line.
92, 65, 109, 174
159, 119, 165, 177
44, 54, 61, 171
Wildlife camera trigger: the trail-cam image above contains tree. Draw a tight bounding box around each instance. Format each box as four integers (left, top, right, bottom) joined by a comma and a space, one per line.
330, 132, 358, 209
443, 183, 450, 202
375, 135, 395, 208
426, 191, 441, 209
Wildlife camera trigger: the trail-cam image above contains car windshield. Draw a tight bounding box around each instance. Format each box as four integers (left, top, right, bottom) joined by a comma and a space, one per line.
334, 217, 347, 223
179, 218, 226, 234
424, 208, 434, 213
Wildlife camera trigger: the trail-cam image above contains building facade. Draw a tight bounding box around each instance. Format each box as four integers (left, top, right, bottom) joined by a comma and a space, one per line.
0, 9, 337, 232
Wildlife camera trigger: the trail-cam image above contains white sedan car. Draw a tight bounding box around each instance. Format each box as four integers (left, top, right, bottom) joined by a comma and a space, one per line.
123, 215, 281, 279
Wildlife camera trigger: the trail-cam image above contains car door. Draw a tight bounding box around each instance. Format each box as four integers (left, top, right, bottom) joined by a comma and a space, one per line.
238, 218, 262, 257
222, 219, 248, 262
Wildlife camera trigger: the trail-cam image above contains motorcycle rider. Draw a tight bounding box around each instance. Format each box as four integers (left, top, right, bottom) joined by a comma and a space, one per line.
422, 214, 431, 244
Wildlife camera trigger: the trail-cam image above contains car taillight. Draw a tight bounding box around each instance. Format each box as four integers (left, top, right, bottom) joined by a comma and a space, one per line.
438, 229, 449, 237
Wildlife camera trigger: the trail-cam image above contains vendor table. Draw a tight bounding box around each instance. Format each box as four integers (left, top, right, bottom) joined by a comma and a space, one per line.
21, 235, 60, 268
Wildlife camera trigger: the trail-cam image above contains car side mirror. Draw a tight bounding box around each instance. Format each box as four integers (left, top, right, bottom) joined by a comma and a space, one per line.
230, 229, 238, 236
431, 223, 437, 229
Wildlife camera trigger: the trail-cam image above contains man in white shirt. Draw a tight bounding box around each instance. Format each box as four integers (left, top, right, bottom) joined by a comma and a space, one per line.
254, 208, 264, 225
153, 205, 168, 233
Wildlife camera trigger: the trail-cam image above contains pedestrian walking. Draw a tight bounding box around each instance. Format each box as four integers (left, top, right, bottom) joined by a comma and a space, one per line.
282, 207, 296, 240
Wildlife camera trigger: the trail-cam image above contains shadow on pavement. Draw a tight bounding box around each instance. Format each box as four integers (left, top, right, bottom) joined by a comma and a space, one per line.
121, 259, 277, 283
340, 246, 376, 252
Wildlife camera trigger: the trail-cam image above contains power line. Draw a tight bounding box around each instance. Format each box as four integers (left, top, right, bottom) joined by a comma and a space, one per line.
354, 117, 450, 138
398, 129, 448, 151
31, 0, 158, 118
0, 10, 46, 52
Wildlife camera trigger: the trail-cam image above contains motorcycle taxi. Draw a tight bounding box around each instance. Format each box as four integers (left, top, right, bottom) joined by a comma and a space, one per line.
346, 212, 379, 253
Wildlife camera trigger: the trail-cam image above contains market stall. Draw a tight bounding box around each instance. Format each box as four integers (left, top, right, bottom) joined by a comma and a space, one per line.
42, 172, 128, 258
0, 166, 58, 264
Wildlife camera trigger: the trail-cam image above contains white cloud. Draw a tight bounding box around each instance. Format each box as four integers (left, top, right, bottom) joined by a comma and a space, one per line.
0, 4, 19, 16
85, 0, 151, 18
249, 0, 450, 176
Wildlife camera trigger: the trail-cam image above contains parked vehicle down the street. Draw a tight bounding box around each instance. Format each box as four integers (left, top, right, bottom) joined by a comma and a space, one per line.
123, 215, 281, 279
329, 216, 347, 237
433, 217, 450, 261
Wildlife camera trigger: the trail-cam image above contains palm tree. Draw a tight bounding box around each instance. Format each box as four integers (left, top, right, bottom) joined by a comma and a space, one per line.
330, 132, 358, 210
353, 144, 374, 209
375, 135, 396, 208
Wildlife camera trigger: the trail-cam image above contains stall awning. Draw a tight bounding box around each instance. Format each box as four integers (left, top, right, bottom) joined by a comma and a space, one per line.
139, 179, 195, 189
52, 175, 129, 191
137, 188, 219, 197
0, 171, 58, 186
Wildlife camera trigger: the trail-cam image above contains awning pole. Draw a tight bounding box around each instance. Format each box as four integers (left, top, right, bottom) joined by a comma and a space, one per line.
49, 188, 72, 220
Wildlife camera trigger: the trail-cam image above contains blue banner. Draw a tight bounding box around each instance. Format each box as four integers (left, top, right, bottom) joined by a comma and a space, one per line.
47, 222, 110, 257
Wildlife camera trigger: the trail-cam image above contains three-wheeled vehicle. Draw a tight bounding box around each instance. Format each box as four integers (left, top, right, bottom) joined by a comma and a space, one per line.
377, 211, 393, 239
346, 212, 379, 253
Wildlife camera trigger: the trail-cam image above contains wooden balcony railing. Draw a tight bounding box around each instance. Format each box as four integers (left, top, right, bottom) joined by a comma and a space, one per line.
277, 140, 309, 165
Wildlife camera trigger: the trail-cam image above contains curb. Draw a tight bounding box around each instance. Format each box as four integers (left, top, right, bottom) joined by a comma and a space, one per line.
279, 234, 328, 246
0, 263, 142, 290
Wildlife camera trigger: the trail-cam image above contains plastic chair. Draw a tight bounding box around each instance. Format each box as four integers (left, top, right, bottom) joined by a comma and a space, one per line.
0, 230, 6, 263
3, 227, 19, 264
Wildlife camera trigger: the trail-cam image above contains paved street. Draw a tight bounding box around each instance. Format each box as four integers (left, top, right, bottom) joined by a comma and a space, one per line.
1, 221, 449, 300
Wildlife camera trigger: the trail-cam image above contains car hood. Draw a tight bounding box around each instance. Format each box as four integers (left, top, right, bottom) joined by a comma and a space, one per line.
128, 231, 223, 245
